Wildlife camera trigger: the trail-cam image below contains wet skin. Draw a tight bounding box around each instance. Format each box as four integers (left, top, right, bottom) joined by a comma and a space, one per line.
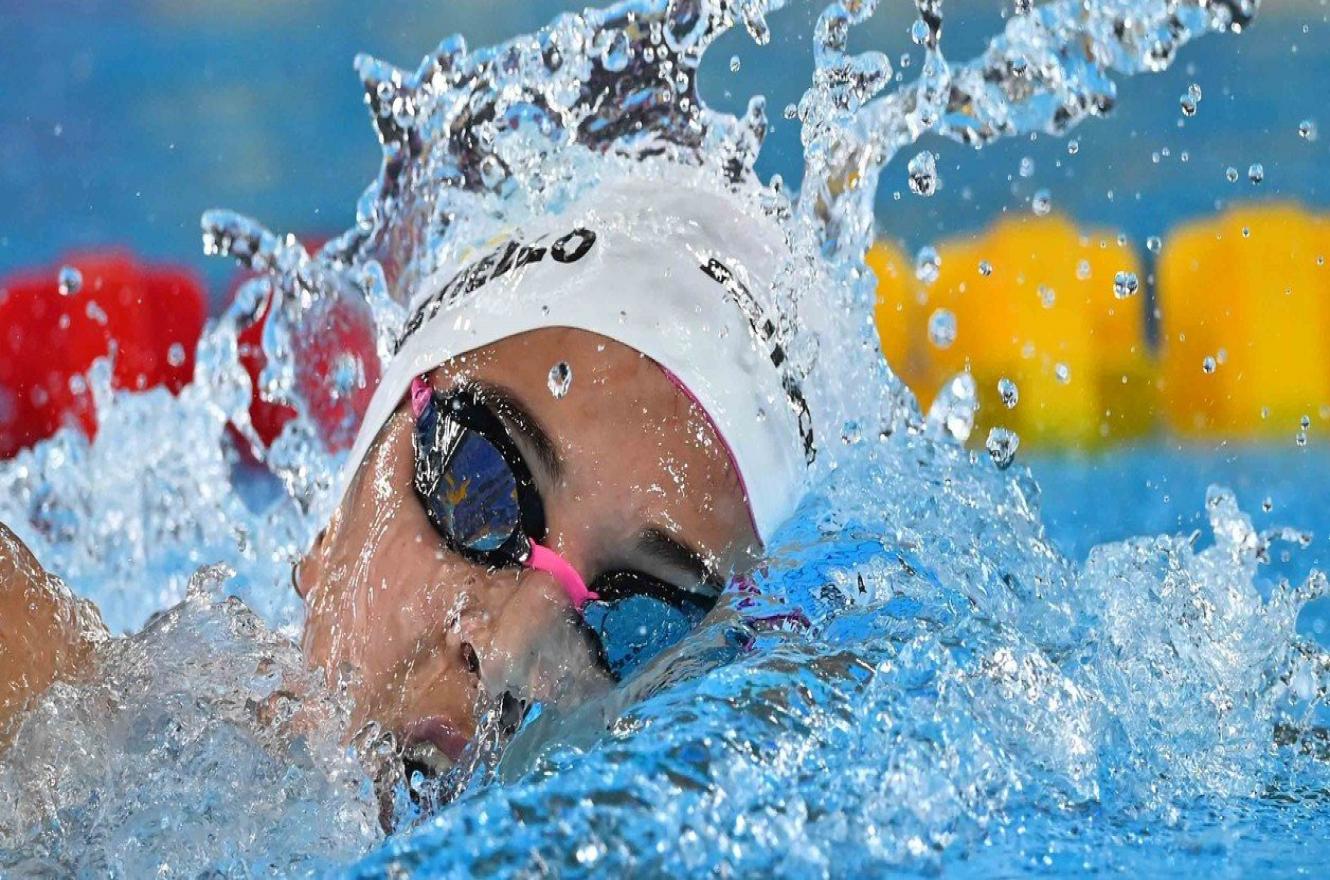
0, 523, 102, 746
296, 327, 760, 763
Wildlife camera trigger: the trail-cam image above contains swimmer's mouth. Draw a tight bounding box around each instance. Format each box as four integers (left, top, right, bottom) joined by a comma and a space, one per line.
397, 694, 528, 788
385, 696, 531, 829
400, 716, 469, 777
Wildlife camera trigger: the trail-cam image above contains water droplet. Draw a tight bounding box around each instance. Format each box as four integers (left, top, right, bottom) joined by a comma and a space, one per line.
744, 4, 776, 44
1031, 189, 1052, 216
1300, 414, 1312, 429
909, 18, 931, 46
575, 840, 605, 865
1296, 430, 1308, 448
985, 427, 1020, 470
1075, 259, 1091, 280
1187, 82, 1203, 102
783, 102, 798, 120
907, 150, 938, 197
1054, 362, 1071, 384
328, 353, 365, 400
1013, 0, 1033, 14
1299, 119, 1318, 141
729, 55, 741, 72
1225, 166, 1239, 183
167, 343, 187, 368
978, 260, 993, 277
1067, 139, 1079, 155
1247, 162, 1264, 184
1202, 355, 1217, 373
597, 29, 630, 72
1146, 236, 1163, 254
479, 154, 504, 189
998, 377, 1019, 408
1179, 94, 1197, 117
915, 246, 941, 284
1038, 285, 1056, 308
1262, 497, 1273, 512
1018, 156, 1035, 178
57, 266, 82, 296
927, 308, 957, 349
926, 373, 976, 443
1113, 270, 1139, 299
547, 361, 572, 398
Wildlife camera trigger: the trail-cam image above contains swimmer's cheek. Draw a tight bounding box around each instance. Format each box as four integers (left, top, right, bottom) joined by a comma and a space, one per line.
0, 521, 107, 751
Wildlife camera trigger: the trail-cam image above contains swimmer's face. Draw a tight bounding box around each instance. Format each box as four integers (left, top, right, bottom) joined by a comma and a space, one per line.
296, 327, 759, 765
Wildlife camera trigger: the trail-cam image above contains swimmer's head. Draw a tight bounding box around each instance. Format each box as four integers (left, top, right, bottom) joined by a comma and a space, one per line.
296, 174, 812, 772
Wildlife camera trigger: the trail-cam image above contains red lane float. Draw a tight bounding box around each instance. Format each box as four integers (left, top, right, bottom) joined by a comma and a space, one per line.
0, 251, 206, 458
226, 238, 380, 453
234, 290, 299, 449
1, 244, 379, 460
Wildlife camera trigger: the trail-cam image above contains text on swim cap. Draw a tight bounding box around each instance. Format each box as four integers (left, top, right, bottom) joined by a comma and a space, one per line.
699, 258, 816, 466
397, 226, 597, 350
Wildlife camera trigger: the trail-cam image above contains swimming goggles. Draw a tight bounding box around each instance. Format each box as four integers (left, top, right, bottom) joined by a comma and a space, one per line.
409, 376, 715, 679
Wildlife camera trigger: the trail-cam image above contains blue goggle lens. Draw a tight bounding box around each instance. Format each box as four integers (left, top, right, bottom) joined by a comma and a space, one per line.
583, 593, 709, 680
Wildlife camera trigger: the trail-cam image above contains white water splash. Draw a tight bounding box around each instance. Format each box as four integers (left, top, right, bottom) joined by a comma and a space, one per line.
7, 0, 1327, 876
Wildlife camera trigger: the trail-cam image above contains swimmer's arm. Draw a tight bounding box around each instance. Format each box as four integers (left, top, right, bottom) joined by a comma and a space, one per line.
0, 522, 103, 746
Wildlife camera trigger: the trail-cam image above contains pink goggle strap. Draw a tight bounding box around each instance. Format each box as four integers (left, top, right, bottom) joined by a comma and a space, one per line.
410, 376, 433, 418
526, 542, 598, 612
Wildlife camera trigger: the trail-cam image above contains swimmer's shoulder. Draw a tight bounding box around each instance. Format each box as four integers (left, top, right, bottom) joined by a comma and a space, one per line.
0, 522, 105, 748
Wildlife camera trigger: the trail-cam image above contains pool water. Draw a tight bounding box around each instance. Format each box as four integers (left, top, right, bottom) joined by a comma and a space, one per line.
1032, 445, 1330, 638
4, 0, 1330, 876
343, 435, 1330, 876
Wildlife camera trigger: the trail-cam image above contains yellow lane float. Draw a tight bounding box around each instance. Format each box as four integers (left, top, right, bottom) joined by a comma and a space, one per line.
871, 215, 1154, 448
1157, 202, 1330, 441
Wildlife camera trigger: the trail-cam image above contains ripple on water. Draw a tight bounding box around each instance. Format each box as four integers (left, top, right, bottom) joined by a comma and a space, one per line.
7, 0, 1324, 876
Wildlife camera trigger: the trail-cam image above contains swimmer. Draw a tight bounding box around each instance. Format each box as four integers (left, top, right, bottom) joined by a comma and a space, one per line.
0, 174, 813, 772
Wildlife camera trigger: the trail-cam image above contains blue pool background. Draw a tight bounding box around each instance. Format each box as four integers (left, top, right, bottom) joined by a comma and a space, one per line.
3, 0, 1327, 301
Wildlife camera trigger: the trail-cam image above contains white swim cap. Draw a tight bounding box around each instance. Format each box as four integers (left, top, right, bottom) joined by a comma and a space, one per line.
340, 175, 813, 545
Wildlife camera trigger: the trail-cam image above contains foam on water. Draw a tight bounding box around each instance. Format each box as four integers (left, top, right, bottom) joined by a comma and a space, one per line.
0, 568, 381, 876
6, 0, 1328, 875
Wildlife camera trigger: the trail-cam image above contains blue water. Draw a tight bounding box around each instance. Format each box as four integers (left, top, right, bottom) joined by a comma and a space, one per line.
6, 411, 1326, 875
344, 439, 1330, 876
3, 1, 1330, 876
1032, 445, 1330, 640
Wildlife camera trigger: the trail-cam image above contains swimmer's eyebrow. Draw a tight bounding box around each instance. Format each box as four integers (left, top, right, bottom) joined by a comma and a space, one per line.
471, 381, 563, 481
635, 527, 722, 592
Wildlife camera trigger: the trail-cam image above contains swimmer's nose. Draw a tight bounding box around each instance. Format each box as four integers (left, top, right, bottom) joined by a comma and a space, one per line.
461, 569, 613, 707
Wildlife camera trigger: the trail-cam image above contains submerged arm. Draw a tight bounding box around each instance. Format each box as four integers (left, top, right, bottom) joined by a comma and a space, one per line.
0, 523, 103, 748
